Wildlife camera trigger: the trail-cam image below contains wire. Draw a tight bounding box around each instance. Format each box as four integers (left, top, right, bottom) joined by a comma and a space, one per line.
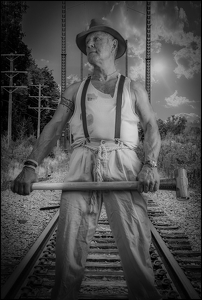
127, 6, 145, 15
66, 2, 85, 10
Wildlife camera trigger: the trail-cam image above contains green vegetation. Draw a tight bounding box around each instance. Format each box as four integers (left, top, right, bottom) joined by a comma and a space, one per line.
1, 134, 70, 190
137, 115, 201, 190
2, 113, 200, 191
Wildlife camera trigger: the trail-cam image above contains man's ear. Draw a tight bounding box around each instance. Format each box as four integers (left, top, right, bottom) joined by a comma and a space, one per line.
112, 39, 118, 54
113, 39, 118, 49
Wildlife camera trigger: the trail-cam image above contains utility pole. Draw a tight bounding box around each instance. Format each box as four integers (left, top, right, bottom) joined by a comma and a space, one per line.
60, 1, 85, 150
81, 51, 83, 81
61, 1, 67, 95
126, 3, 151, 102
1, 53, 28, 146
145, 1, 151, 103
125, 40, 128, 77
28, 84, 53, 138
60, 1, 67, 149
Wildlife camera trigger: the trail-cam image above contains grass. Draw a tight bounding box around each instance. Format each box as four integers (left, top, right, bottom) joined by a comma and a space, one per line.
1, 134, 201, 191
1, 135, 70, 190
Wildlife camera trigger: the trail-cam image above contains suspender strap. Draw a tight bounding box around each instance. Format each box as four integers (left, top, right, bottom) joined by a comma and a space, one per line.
81, 75, 125, 143
81, 77, 91, 141
114, 75, 125, 141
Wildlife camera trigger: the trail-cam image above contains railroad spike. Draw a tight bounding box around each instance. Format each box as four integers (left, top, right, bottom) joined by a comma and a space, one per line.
31, 168, 189, 200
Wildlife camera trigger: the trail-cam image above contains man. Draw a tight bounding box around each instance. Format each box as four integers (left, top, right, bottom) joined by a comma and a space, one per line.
11, 19, 162, 300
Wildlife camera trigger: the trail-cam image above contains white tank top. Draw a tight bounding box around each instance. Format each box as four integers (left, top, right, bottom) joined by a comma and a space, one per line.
69, 74, 140, 147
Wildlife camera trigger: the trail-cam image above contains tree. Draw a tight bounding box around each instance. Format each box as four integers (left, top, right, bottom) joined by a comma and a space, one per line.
165, 115, 187, 136
157, 119, 167, 139
1, 1, 33, 138
19, 63, 60, 138
1, 1, 32, 81
1, 1, 60, 140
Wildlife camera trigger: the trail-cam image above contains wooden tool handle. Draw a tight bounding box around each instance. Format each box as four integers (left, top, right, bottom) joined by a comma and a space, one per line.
32, 179, 176, 191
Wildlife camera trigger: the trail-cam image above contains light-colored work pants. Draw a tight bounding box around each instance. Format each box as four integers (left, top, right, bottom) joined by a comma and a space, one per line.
51, 140, 162, 300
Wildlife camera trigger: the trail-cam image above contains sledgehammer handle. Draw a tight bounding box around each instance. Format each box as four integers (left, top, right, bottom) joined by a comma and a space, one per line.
31, 168, 189, 198
31, 179, 176, 192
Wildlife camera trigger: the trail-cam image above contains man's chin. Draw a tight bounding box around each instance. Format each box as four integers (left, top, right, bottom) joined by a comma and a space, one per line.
88, 56, 98, 65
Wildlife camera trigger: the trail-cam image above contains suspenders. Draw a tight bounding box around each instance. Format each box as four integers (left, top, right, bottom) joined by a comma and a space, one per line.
114, 75, 125, 142
81, 75, 125, 143
81, 77, 91, 142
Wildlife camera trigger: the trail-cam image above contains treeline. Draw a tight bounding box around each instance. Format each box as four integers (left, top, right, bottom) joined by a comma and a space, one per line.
137, 115, 201, 189
1, 1, 60, 140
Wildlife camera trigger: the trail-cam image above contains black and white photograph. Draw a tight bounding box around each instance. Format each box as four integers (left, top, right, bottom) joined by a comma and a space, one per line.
1, 1, 201, 299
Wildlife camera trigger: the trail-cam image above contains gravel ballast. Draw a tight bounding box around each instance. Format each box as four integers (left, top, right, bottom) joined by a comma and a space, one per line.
147, 189, 201, 252
1, 172, 201, 287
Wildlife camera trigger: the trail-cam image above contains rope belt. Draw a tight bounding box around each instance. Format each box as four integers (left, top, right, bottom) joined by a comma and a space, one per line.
83, 140, 130, 213
84, 141, 129, 182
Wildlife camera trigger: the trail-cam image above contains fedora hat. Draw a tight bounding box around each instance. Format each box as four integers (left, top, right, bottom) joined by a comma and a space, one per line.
76, 18, 127, 59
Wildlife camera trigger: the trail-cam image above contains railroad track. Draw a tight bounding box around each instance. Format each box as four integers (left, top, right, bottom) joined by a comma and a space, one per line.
1, 198, 201, 300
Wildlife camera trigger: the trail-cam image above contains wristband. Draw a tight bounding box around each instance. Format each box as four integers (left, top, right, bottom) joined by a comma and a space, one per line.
24, 159, 38, 168
144, 160, 157, 168
23, 165, 36, 171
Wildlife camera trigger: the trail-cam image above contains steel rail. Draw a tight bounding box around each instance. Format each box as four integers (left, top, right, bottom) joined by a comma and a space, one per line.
1, 211, 59, 299
2, 203, 200, 299
150, 220, 200, 299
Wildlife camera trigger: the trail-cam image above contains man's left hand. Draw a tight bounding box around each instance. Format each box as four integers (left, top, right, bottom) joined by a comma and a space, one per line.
137, 165, 160, 193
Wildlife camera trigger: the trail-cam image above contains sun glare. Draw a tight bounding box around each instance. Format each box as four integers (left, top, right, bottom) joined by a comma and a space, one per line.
153, 62, 164, 73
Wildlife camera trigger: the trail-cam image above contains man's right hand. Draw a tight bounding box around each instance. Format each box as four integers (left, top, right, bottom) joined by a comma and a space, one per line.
11, 167, 38, 196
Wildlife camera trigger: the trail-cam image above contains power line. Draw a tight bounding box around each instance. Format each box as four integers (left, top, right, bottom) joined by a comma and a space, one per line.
28, 84, 52, 138
66, 2, 85, 10
126, 6, 145, 15
1, 53, 28, 147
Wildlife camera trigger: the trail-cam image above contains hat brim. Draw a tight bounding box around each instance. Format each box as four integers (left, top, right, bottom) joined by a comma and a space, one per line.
76, 25, 127, 59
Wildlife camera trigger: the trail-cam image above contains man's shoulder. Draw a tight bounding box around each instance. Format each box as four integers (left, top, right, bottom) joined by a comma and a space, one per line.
63, 81, 82, 99
129, 79, 145, 93
66, 81, 82, 92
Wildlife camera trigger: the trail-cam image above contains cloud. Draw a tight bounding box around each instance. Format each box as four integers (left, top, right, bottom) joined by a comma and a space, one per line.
40, 58, 49, 64
165, 90, 195, 108
110, 2, 119, 13
129, 57, 157, 84
151, 2, 189, 45
129, 58, 145, 82
176, 112, 201, 121
150, 2, 201, 79
100, 2, 200, 81
173, 37, 201, 79
66, 74, 80, 85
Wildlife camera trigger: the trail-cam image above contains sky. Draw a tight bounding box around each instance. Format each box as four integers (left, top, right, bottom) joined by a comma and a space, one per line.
22, 1, 201, 121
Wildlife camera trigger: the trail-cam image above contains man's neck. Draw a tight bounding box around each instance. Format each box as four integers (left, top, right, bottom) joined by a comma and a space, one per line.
92, 64, 118, 82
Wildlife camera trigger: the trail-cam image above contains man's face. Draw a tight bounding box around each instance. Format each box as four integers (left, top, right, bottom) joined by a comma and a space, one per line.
86, 31, 116, 65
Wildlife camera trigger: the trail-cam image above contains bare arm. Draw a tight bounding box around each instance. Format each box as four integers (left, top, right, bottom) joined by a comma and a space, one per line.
11, 82, 81, 195
131, 80, 161, 193
27, 82, 80, 165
